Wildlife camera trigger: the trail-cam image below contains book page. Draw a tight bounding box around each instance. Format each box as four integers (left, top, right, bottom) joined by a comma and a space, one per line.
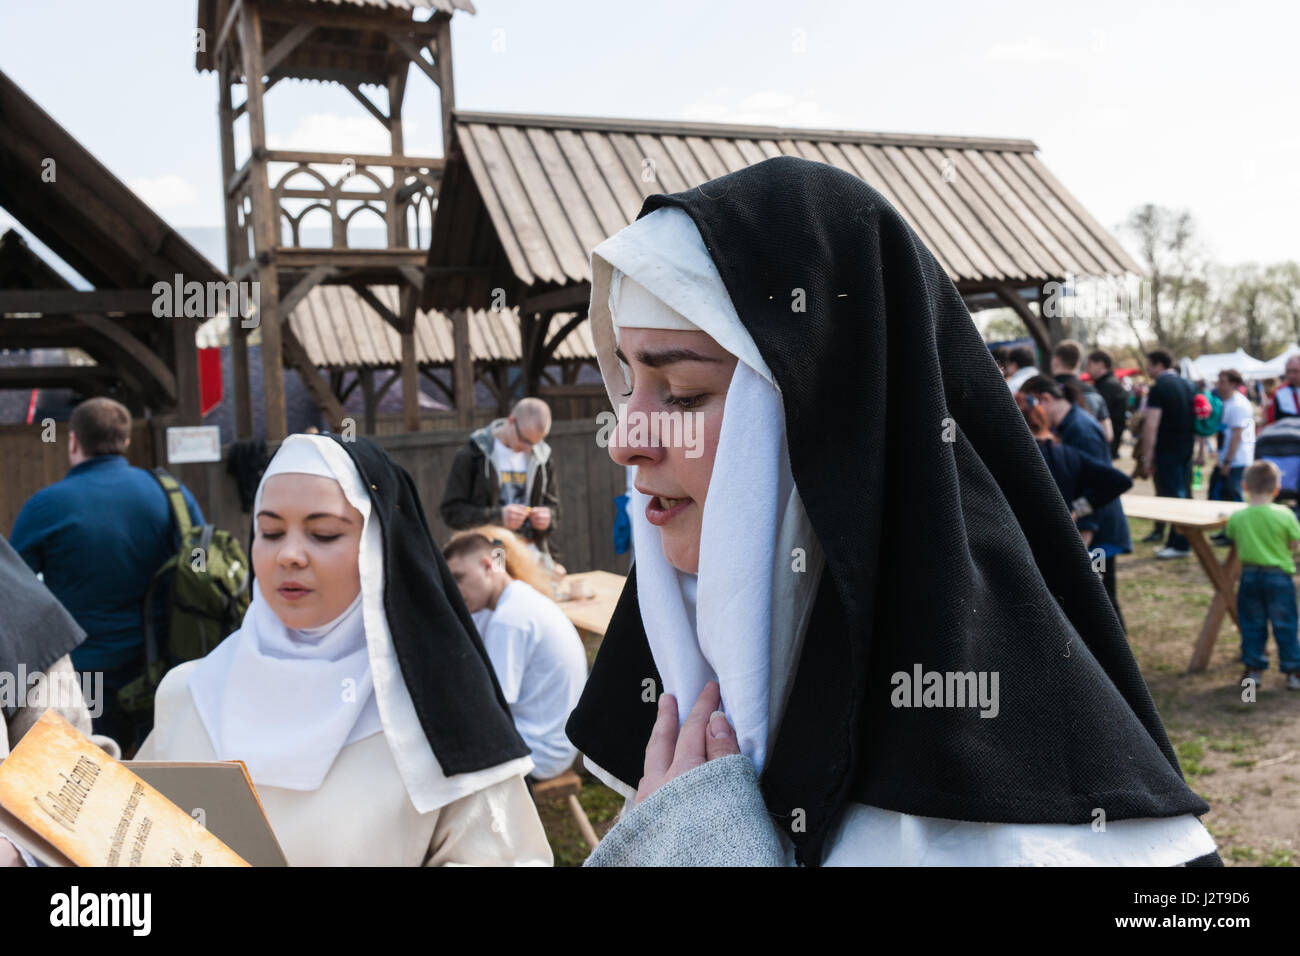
0, 710, 248, 867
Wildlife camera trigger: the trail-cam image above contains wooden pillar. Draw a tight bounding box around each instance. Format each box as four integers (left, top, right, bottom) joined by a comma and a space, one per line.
451, 308, 475, 427
218, 55, 253, 441
238, 2, 287, 441
360, 368, 377, 434
386, 68, 408, 248
399, 285, 420, 432
434, 13, 455, 158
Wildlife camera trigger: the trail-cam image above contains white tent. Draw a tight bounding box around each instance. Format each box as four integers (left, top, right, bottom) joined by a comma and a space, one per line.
1180, 348, 1267, 382
1252, 344, 1300, 379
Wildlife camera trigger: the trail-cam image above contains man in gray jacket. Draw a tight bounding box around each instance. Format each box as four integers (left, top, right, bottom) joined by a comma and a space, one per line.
439, 397, 561, 561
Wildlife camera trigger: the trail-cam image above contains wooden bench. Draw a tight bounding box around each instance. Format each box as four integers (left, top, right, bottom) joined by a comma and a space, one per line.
531, 769, 600, 850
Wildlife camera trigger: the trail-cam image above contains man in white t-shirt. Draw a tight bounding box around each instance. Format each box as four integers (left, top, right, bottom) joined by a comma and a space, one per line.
443, 534, 587, 781
440, 397, 560, 562
1212, 368, 1255, 505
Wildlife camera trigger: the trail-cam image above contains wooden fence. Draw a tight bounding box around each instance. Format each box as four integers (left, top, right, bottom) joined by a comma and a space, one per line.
2, 418, 632, 577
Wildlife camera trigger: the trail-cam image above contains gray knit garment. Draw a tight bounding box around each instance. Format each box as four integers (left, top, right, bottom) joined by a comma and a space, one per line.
584, 754, 785, 867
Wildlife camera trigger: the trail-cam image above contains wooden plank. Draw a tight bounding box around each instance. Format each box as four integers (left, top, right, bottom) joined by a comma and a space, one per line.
935, 147, 1043, 279
1120, 494, 1249, 528
385, 30, 441, 87
732, 138, 767, 166
239, 1, 287, 440
986, 151, 1105, 276
883, 145, 999, 279
957, 148, 1065, 277
1007, 153, 1132, 275
683, 136, 730, 180
578, 130, 644, 220
982, 151, 1089, 275
553, 129, 626, 237
498, 124, 590, 284
468, 123, 562, 284
709, 137, 750, 173
631, 133, 689, 194
262, 22, 315, 77
659, 135, 708, 186
526, 126, 607, 259
281, 323, 346, 429
0, 290, 158, 314
913, 147, 1024, 281
1019, 153, 1141, 274
264, 150, 443, 168
840, 143, 967, 281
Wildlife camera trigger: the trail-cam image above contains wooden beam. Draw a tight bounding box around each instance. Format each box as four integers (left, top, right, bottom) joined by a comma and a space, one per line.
344, 82, 390, 127
541, 312, 589, 365
397, 264, 424, 291
0, 290, 158, 314
0, 365, 117, 389
282, 324, 347, 430
400, 284, 420, 432
522, 282, 591, 314
71, 313, 178, 402
263, 149, 443, 169
434, 14, 455, 158
262, 8, 438, 36
360, 367, 377, 434
214, 0, 243, 61
219, 57, 253, 440
262, 23, 314, 77
279, 266, 338, 318
451, 308, 474, 426
385, 30, 441, 88
352, 284, 404, 332
239, 1, 287, 440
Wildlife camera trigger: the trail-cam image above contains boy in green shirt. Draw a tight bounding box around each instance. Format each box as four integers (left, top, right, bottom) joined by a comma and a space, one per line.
1224, 460, 1300, 689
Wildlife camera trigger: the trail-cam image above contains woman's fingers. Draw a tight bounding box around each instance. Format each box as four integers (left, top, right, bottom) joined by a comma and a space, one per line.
671, 681, 721, 772
705, 709, 741, 761
639, 692, 678, 793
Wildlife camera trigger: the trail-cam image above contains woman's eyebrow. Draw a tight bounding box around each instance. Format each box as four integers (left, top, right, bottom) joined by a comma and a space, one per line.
256, 509, 353, 523
614, 345, 723, 368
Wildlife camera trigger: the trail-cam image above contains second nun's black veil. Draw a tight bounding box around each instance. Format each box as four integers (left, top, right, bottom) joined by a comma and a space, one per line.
567, 156, 1208, 866
329, 435, 529, 775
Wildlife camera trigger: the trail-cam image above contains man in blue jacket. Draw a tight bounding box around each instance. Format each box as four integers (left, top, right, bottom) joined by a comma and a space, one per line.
10, 397, 202, 752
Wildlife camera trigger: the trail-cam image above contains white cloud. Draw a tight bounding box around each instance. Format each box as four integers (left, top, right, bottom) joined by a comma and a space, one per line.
126, 173, 198, 210
681, 90, 847, 130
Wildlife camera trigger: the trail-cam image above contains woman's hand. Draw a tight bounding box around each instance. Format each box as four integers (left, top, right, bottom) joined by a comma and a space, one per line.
636, 681, 740, 805
0, 836, 26, 867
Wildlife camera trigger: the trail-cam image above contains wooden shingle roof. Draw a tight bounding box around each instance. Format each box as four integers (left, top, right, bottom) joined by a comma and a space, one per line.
281, 284, 592, 369
425, 110, 1140, 310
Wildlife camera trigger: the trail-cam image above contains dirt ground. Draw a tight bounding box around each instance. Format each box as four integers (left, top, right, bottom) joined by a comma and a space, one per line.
540, 447, 1299, 867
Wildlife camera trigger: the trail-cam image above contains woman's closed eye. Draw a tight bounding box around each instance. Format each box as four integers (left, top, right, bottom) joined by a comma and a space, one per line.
664, 392, 706, 409
258, 530, 344, 543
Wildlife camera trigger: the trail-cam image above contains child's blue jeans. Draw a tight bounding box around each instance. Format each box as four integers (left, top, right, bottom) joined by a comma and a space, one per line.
1237, 566, 1300, 672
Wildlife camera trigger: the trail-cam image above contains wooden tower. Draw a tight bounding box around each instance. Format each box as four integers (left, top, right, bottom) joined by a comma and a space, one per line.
196, 0, 475, 440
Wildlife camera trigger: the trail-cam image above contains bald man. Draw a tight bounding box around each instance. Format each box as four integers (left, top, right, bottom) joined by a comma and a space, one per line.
440, 397, 561, 561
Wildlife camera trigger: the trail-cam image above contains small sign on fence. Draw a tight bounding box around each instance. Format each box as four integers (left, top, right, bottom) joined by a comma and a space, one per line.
166, 425, 221, 464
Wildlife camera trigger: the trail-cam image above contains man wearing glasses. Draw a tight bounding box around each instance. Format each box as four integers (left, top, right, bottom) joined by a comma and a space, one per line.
440, 397, 561, 564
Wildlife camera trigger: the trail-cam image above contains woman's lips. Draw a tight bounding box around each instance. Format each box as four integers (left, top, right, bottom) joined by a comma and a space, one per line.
277, 585, 313, 601
645, 495, 692, 526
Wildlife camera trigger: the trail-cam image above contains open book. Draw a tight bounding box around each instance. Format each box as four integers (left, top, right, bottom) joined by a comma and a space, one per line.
0, 710, 285, 866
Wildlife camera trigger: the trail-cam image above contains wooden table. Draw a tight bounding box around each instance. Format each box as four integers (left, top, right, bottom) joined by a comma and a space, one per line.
1120, 494, 1251, 672
556, 570, 626, 640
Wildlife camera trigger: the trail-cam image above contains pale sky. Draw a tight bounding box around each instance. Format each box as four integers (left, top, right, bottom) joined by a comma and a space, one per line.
2, 0, 1297, 275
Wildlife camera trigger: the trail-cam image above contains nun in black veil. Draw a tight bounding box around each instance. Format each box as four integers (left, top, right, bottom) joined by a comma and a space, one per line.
565, 156, 1221, 866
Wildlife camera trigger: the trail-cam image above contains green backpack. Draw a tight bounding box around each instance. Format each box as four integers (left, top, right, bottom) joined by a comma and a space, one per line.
118, 469, 252, 716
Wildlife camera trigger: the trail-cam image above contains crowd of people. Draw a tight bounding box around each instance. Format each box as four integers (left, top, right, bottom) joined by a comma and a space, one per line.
1, 156, 1231, 866
994, 340, 1300, 693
